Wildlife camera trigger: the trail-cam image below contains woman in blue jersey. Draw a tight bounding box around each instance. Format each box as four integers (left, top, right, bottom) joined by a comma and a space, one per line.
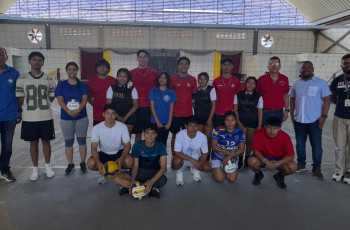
211, 111, 245, 183
55, 62, 89, 175
149, 72, 177, 145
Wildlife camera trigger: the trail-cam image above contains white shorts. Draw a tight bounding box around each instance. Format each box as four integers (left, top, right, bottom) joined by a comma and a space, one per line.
181, 160, 194, 169
211, 158, 238, 169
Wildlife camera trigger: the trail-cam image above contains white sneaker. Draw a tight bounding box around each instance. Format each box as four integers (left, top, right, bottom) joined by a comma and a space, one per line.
190, 167, 201, 182
44, 164, 55, 178
98, 175, 107, 184
30, 167, 39, 181
332, 173, 343, 182
176, 170, 184, 185
343, 172, 350, 184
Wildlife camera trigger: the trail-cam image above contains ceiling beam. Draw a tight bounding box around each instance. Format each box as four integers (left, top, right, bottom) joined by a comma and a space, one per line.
319, 31, 350, 53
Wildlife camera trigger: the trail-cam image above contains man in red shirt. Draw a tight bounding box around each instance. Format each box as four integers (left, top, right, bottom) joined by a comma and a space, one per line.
130, 50, 157, 142
248, 117, 297, 189
170, 56, 197, 154
87, 59, 117, 126
212, 58, 243, 128
256, 56, 290, 126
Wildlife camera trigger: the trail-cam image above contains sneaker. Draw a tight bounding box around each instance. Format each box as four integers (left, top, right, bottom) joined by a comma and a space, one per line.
252, 170, 264, 185
97, 175, 107, 184
343, 172, 350, 184
273, 172, 287, 189
119, 186, 129, 196
296, 163, 306, 172
312, 166, 323, 179
175, 170, 184, 185
244, 158, 249, 168
30, 167, 39, 181
332, 173, 343, 182
190, 167, 201, 181
80, 162, 87, 174
0, 171, 16, 182
65, 163, 75, 175
45, 164, 55, 178
149, 187, 161, 198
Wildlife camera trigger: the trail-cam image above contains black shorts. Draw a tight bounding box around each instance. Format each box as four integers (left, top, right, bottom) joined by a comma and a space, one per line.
125, 114, 136, 126
132, 107, 151, 134
170, 116, 190, 134
212, 114, 225, 129
21, 120, 55, 141
91, 149, 124, 164
194, 114, 210, 125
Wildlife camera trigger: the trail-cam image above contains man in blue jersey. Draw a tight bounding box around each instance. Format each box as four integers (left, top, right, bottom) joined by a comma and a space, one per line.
0, 47, 20, 182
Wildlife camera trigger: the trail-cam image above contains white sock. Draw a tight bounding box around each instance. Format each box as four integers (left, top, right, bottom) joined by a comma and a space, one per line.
45, 163, 51, 168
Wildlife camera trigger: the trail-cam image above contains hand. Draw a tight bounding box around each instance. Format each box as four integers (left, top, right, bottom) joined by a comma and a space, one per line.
205, 119, 212, 127
283, 111, 289, 122
164, 122, 171, 130
256, 125, 262, 130
16, 114, 22, 124
318, 117, 326, 129
118, 117, 127, 123
143, 180, 154, 195
238, 122, 245, 130
222, 156, 231, 165
156, 121, 163, 128
265, 160, 275, 171
271, 161, 280, 169
191, 159, 201, 169
97, 161, 104, 175
116, 157, 124, 170
70, 109, 80, 117
128, 180, 136, 195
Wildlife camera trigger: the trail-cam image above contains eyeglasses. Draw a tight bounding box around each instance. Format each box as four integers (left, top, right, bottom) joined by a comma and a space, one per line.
269, 63, 280, 67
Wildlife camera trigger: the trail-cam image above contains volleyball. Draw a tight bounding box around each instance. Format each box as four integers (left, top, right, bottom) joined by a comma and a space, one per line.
102, 161, 119, 178
131, 181, 146, 200
221, 159, 238, 174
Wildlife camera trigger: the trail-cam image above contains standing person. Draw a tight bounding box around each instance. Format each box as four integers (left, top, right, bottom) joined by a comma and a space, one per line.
130, 50, 158, 142
290, 61, 331, 179
87, 104, 133, 184
172, 117, 211, 185
212, 58, 243, 128
106, 68, 138, 136
170, 56, 197, 155
87, 59, 116, 126
149, 72, 177, 145
234, 76, 263, 168
211, 111, 245, 183
256, 56, 290, 126
193, 72, 216, 150
0, 48, 20, 182
330, 54, 350, 184
55, 62, 89, 175
16, 52, 57, 181
114, 126, 167, 198
248, 117, 297, 189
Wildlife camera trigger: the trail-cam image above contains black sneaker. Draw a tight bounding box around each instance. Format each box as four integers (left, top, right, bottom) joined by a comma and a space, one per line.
312, 166, 323, 179
119, 187, 129, 196
244, 157, 249, 168
273, 172, 287, 189
0, 171, 16, 182
80, 162, 87, 174
65, 163, 75, 175
252, 170, 264, 185
148, 187, 160, 198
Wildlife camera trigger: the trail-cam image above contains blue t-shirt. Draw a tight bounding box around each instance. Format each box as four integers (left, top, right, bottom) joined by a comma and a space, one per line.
211, 126, 245, 161
148, 88, 177, 124
131, 140, 167, 170
0, 66, 20, 121
55, 80, 89, 120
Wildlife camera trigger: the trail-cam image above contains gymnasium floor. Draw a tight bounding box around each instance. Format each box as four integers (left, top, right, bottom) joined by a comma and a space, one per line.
0, 102, 349, 230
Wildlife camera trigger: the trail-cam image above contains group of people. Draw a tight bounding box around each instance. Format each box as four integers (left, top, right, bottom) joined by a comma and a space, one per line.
1, 46, 350, 197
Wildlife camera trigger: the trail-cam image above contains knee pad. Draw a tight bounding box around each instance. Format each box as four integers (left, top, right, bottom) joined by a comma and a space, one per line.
77, 137, 86, 147
65, 138, 74, 149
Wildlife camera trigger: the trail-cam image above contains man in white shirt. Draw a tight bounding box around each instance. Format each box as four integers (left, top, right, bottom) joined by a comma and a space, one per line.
87, 104, 133, 184
171, 116, 211, 185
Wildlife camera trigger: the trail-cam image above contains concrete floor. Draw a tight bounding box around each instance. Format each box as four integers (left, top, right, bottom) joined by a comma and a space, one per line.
1, 102, 350, 230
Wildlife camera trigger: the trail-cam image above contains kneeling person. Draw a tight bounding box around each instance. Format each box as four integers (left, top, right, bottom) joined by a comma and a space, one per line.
114, 126, 167, 198
248, 117, 297, 189
172, 117, 211, 185
87, 104, 133, 184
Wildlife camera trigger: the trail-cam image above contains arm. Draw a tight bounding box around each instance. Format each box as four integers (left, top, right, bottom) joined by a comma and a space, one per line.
143, 156, 167, 195
116, 142, 131, 167
318, 95, 331, 129
257, 108, 263, 129
233, 104, 244, 130
283, 93, 289, 122
129, 157, 139, 194
88, 96, 94, 106
165, 103, 174, 130
57, 96, 74, 117
290, 97, 295, 123
150, 100, 163, 128
211, 139, 240, 158
91, 142, 104, 174
273, 156, 294, 169
17, 97, 24, 123
206, 100, 216, 126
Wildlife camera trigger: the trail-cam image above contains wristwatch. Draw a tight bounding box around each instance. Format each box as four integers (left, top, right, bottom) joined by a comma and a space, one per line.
284, 109, 290, 112
321, 114, 328, 119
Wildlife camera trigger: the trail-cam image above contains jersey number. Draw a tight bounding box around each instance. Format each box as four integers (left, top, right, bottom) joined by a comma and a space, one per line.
26, 85, 49, 110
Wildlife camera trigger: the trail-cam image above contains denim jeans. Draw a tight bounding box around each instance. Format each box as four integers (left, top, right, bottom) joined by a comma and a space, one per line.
0, 119, 17, 173
294, 120, 323, 167
262, 109, 284, 126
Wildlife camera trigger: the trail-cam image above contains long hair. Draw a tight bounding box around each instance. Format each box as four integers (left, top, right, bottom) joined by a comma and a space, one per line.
65, 62, 81, 89
156, 72, 170, 88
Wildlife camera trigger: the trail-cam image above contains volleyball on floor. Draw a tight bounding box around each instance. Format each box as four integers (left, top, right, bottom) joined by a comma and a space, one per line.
222, 159, 237, 173
131, 181, 146, 200
102, 161, 119, 178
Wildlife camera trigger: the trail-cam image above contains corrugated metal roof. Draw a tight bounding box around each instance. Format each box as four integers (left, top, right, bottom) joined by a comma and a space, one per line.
0, 0, 16, 14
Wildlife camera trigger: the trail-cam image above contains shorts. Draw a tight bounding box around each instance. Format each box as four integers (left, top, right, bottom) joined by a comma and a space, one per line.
132, 107, 151, 134
211, 157, 238, 169
90, 149, 124, 164
124, 114, 136, 126
21, 120, 55, 141
250, 154, 283, 162
170, 116, 190, 134
212, 114, 225, 129
60, 117, 89, 148
194, 114, 209, 125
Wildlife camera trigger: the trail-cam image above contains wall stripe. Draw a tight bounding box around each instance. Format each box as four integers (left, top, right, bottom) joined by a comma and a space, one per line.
213, 51, 221, 79
103, 50, 112, 76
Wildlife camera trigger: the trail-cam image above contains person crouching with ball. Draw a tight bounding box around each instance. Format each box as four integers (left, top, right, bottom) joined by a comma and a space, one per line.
114, 125, 167, 198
